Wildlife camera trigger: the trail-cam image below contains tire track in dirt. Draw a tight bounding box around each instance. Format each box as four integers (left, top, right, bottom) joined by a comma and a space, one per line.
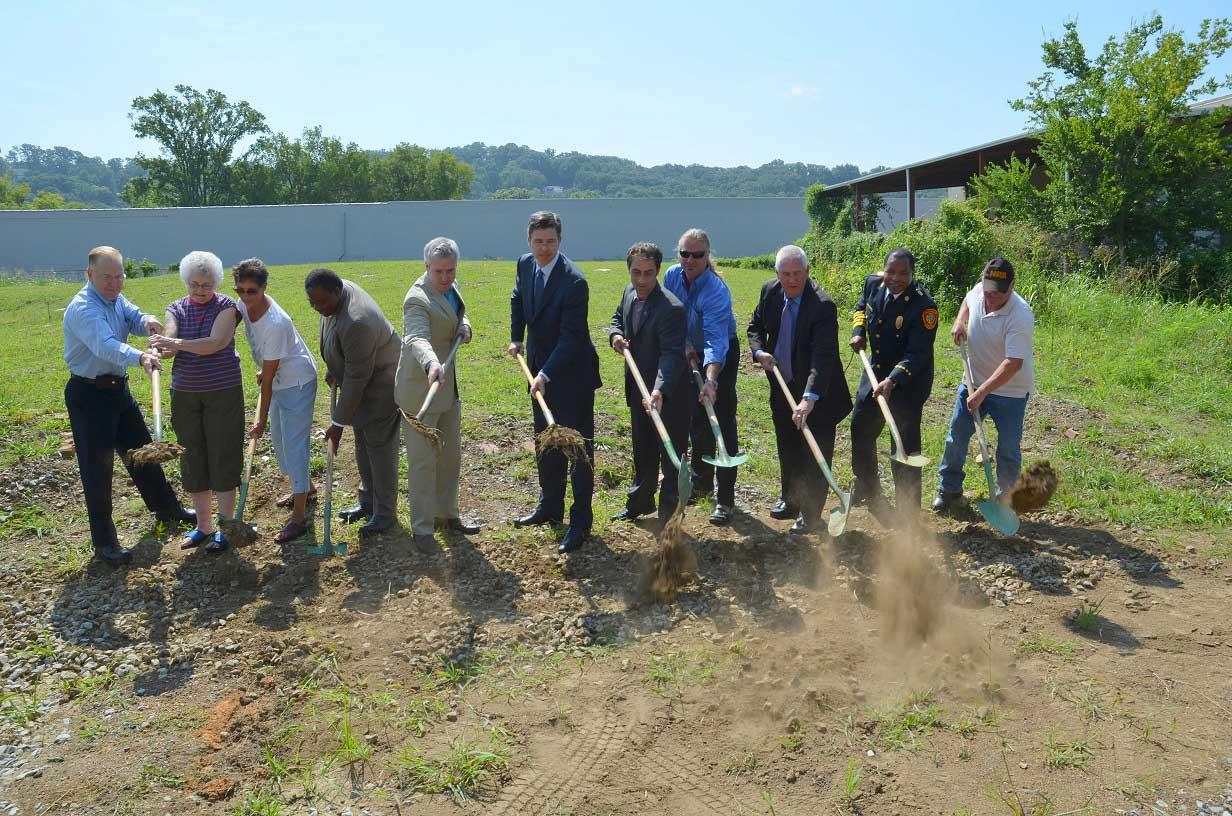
491, 709, 638, 815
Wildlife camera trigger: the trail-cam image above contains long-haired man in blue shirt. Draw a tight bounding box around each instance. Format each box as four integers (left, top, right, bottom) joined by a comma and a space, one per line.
63, 246, 195, 567
662, 228, 742, 525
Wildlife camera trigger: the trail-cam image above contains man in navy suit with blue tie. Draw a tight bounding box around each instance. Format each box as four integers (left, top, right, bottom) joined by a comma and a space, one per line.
507, 211, 602, 554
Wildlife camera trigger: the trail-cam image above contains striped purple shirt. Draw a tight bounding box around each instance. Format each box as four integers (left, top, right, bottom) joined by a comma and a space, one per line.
168, 294, 243, 392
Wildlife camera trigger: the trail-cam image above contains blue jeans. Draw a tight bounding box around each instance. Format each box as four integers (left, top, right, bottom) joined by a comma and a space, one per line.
938, 384, 1028, 496
269, 380, 317, 495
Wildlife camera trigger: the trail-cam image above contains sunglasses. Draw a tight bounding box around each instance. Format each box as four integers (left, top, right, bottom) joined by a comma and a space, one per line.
234, 286, 261, 296
678, 250, 707, 259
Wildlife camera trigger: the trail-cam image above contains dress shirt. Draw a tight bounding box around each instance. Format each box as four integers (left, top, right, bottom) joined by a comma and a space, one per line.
753, 293, 820, 401
662, 264, 734, 370
444, 287, 461, 316
62, 281, 151, 377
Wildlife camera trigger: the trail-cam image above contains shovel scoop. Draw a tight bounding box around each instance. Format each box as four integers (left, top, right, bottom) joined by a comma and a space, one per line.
857, 349, 929, 467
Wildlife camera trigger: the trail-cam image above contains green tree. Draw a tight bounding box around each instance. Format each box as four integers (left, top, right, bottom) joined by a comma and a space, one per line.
377, 144, 472, 201
129, 84, 268, 206
804, 183, 844, 227
0, 175, 32, 208
968, 156, 1047, 226
488, 187, 534, 199
1012, 15, 1232, 260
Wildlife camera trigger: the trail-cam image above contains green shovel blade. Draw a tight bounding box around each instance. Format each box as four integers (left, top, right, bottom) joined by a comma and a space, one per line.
827, 489, 851, 537
676, 453, 692, 516
976, 498, 1020, 536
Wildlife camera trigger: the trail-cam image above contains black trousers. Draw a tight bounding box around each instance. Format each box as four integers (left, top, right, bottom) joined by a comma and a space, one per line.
849, 385, 924, 513
64, 376, 180, 549
688, 339, 741, 506
770, 384, 836, 524
626, 388, 690, 521
532, 384, 595, 530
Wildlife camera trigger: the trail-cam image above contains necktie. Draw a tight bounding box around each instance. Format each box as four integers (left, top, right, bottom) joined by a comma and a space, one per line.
631, 299, 645, 335
775, 297, 794, 382
533, 268, 546, 313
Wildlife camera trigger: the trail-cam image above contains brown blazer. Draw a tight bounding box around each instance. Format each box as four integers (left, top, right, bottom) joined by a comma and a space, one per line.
320, 280, 400, 427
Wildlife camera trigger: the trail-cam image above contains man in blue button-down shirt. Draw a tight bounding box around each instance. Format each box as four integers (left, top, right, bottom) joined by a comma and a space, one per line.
662, 227, 742, 525
63, 246, 194, 567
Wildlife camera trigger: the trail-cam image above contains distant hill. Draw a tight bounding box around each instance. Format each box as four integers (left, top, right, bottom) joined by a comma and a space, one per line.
2, 140, 876, 207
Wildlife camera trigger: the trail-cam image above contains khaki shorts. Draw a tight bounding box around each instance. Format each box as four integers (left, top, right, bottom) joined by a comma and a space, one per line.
171, 385, 244, 493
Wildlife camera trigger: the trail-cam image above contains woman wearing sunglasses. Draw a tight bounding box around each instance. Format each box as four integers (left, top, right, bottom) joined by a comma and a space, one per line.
231, 258, 319, 543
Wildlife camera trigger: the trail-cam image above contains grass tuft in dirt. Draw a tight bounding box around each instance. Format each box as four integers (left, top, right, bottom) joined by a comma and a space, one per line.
1069, 597, 1104, 632
873, 690, 945, 751
1043, 734, 1095, 769
1017, 634, 1080, 660
388, 736, 509, 802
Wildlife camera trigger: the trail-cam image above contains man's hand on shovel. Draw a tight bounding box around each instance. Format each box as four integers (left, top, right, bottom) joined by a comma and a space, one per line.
324, 423, 343, 451
427, 362, 444, 386
643, 389, 663, 413
965, 387, 986, 416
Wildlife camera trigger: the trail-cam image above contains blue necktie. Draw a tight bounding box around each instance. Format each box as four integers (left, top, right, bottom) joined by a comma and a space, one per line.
533, 268, 545, 312
775, 297, 794, 382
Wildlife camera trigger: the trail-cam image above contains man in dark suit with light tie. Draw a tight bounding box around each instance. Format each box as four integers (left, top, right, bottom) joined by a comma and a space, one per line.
747, 245, 852, 535
607, 242, 688, 528
507, 211, 602, 554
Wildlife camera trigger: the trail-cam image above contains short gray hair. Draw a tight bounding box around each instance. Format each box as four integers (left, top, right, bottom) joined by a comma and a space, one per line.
424, 236, 459, 264
179, 250, 224, 288
774, 244, 809, 272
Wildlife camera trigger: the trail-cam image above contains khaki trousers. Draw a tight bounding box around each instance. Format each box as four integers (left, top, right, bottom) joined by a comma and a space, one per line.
403, 399, 462, 536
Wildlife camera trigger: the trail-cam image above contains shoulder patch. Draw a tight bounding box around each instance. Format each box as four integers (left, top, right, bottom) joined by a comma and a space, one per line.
922, 308, 939, 331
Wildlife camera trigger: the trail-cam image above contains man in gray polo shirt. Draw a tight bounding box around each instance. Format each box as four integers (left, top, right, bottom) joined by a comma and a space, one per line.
932, 257, 1035, 512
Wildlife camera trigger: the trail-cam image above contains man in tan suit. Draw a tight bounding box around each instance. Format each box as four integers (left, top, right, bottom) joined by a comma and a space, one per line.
395, 238, 480, 551
306, 268, 402, 536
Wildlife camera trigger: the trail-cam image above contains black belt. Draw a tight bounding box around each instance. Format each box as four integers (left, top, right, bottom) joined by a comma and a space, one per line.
71, 373, 128, 390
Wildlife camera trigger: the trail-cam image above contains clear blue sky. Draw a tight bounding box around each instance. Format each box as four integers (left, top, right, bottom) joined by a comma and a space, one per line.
3, 0, 1228, 172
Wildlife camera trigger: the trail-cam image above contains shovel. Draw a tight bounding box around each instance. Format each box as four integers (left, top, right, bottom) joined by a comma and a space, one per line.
959, 342, 1020, 536
128, 368, 184, 467
307, 385, 344, 556
688, 362, 748, 468
402, 335, 464, 445
769, 365, 851, 536
514, 352, 588, 463
621, 348, 691, 520
857, 349, 930, 467
218, 388, 263, 546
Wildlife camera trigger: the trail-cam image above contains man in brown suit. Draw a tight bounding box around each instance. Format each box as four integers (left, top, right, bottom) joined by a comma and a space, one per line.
306, 268, 402, 536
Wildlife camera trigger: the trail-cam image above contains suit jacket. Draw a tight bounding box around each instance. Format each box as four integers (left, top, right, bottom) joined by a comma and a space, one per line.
607, 282, 687, 408
747, 278, 853, 426
851, 273, 937, 406
320, 280, 401, 427
509, 253, 601, 393
394, 273, 472, 415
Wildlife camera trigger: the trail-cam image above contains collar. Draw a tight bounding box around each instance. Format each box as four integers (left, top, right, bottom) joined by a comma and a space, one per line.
85, 280, 118, 305
535, 254, 559, 276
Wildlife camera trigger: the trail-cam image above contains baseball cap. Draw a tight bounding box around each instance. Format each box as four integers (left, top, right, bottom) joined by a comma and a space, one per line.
982, 257, 1015, 293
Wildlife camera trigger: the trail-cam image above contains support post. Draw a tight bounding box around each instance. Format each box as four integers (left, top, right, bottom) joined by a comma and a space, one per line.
906, 168, 915, 221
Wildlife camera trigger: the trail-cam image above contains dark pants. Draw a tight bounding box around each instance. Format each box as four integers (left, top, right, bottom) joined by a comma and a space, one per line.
688, 339, 741, 506
532, 385, 595, 530
626, 388, 690, 522
849, 384, 924, 514
770, 383, 836, 524
64, 376, 180, 549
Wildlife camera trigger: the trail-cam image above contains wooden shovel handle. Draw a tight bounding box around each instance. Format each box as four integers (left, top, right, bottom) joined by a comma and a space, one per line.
959, 342, 994, 458
769, 365, 828, 471
413, 334, 465, 420
514, 352, 555, 426
857, 349, 909, 458
151, 367, 163, 443
621, 348, 678, 465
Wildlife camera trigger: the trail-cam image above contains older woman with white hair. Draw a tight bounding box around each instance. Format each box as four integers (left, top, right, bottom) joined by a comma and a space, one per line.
149, 250, 244, 553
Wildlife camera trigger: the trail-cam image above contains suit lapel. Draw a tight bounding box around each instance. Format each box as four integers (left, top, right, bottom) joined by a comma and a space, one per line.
531, 256, 566, 322
631, 286, 659, 337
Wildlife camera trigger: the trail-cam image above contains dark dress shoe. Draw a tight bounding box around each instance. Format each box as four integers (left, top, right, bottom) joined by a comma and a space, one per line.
359, 515, 394, 537
94, 543, 133, 567
412, 533, 439, 553
610, 506, 653, 522
436, 517, 481, 534
789, 515, 820, 535
557, 526, 588, 554
156, 506, 196, 527
339, 504, 372, 524
769, 500, 798, 520
514, 509, 562, 527
931, 491, 964, 513
709, 504, 732, 526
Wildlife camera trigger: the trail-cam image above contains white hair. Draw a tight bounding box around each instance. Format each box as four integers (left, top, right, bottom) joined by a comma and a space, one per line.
774, 244, 810, 273
423, 236, 459, 263
178, 250, 224, 287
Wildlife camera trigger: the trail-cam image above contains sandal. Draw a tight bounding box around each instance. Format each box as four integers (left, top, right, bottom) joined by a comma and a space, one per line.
276, 489, 318, 508
205, 530, 229, 554
180, 529, 210, 550
274, 519, 309, 543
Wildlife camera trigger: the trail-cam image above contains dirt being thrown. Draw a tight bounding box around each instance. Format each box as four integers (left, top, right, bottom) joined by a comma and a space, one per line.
874, 532, 954, 646
535, 424, 589, 464
1010, 460, 1058, 513
127, 441, 184, 467
644, 514, 697, 603
403, 412, 442, 446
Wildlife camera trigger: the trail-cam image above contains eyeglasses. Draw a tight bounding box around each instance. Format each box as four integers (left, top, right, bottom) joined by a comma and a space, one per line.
678, 250, 707, 260
187, 280, 215, 291
234, 286, 260, 296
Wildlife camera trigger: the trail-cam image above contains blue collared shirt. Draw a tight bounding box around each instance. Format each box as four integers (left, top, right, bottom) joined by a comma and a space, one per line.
62, 281, 151, 377
754, 292, 820, 401
662, 264, 735, 369
444, 287, 461, 316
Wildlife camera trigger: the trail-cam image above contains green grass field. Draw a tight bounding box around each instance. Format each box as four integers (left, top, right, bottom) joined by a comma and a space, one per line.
1, 259, 1228, 541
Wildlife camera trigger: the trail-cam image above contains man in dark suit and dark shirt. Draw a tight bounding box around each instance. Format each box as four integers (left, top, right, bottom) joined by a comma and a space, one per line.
507, 211, 602, 554
848, 247, 939, 524
747, 245, 853, 535
608, 242, 688, 528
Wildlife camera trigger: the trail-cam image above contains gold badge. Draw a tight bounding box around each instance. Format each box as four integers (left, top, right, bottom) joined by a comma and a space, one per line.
895, 315, 904, 330
922, 308, 939, 331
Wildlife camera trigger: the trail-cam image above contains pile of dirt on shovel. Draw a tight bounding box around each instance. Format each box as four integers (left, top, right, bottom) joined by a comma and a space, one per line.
1010, 460, 1058, 513
128, 441, 184, 467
